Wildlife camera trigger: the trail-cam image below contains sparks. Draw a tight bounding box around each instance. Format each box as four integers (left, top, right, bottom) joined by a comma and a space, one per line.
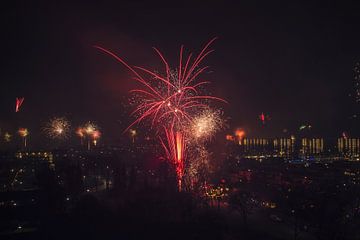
189, 108, 223, 142
96, 38, 226, 191
77, 122, 100, 150
43, 117, 71, 140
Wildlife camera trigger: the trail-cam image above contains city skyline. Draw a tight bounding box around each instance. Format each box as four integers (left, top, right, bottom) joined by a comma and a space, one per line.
2, 2, 360, 239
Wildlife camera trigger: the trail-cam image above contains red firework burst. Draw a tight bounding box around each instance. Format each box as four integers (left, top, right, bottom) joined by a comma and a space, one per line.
95, 38, 226, 191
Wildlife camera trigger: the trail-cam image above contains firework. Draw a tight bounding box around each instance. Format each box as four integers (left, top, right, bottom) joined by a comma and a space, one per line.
299, 124, 311, 131
129, 129, 137, 143
18, 128, 28, 148
96, 38, 226, 191
235, 128, 245, 145
226, 134, 234, 141
4, 132, 12, 142
76, 127, 85, 145
259, 112, 270, 124
189, 108, 223, 142
78, 122, 99, 150
92, 130, 101, 146
43, 117, 70, 139
15, 97, 24, 113
259, 112, 265, 124
84, 122, 97, 135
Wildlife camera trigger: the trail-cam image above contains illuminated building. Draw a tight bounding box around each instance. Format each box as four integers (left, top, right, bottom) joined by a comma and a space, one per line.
337, 138, 360, 159
300, 138, 324, 155
242, 138, 270, 154
273, 137, 296, 156
15, 151, 54, 168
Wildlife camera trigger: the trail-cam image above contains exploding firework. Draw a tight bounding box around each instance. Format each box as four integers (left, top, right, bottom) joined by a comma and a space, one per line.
96, 38, 226, 191
77, 122, 100, 150
18, 128, 28, 137
43, 117, 70, 139
83, 122, 97, 135
18, 128, 28, 148
4, 132, 12, 142
189, 108, 223, 142
235, 128, 245, 138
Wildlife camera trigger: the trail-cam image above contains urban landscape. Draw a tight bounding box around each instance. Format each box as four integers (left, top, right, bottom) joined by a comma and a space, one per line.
1, 1, 360, 240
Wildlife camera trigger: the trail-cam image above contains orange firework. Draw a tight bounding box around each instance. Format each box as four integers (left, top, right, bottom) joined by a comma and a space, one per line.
43, 117, 70, 140
92, 130, 101, 146
77, 122, 99, 150
235, 128, 245, 145
18, 128, 29, 148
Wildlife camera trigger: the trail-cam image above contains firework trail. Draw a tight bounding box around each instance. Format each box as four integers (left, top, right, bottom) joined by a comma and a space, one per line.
43, 117, 71, 140
15, 97, 24, 113
95, 38, 226, 191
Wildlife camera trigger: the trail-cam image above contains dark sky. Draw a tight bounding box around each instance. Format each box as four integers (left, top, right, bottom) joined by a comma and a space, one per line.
1, 1, 360, 146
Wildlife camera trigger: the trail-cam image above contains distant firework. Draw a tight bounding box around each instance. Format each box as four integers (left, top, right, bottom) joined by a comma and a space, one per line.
235, 128, 245, 144
76, 127, 84, 137
77, 122, 100, 150
189, 108, 223, 142
15, 97, 24, 113
259, 112, 265, 124
18, 128, 29, 148
43, 117, 70, 139
96, 38, 226, 191
299, 124, 311, 131
92, 130, 101, 146
258, 112, 270, 124
18, 128, 28, 137
4, 132, 12, 142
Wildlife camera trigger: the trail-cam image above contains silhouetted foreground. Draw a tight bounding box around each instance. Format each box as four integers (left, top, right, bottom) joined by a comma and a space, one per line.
1, 187, 283, 240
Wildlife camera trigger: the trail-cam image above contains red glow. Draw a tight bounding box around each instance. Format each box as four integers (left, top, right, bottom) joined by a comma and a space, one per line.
76, 128, 84, 138
226, 134, 234, 141
235, 129, 245, 145
235, 129, 245, 138
15, 97, 24, 113
259, 112, 265, 124
96, 38, 226, 191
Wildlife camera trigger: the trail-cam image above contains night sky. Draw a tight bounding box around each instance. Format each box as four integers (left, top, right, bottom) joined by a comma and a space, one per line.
1, 1, 360, 146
